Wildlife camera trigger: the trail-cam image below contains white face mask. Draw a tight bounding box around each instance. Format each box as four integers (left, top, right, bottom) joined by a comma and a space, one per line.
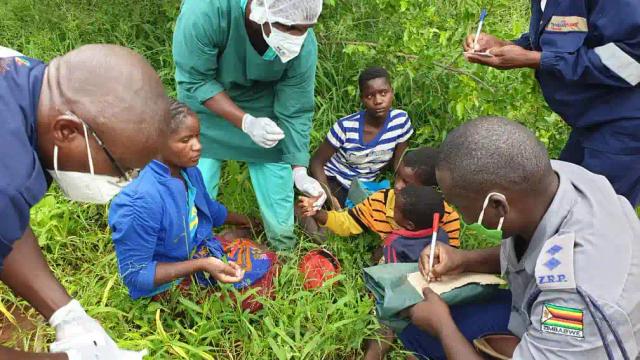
47, 119, 130, 204
262, 25, 307, 63
251, 0, 308, 63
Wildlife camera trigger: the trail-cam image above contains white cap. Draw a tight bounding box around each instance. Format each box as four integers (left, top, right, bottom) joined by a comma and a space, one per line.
249, 0, 323, 26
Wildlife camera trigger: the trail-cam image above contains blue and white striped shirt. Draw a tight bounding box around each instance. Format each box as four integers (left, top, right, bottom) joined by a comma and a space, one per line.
324, 109, 413, 188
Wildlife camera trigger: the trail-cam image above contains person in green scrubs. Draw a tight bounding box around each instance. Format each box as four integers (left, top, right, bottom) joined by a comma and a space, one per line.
173, 0, 326, 250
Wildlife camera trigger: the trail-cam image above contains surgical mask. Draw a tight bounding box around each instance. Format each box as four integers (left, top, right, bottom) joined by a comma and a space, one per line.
261, 25, 307, 63
250, 0, 308, 63
462, 192, 506, 242
47, 115, 131, 204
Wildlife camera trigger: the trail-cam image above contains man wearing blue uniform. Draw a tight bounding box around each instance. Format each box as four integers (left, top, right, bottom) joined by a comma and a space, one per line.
463, 0, 640, 206
0, 45, 169, 359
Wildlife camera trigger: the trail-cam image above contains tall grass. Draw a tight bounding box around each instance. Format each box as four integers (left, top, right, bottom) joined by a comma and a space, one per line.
1, 0, 564, 358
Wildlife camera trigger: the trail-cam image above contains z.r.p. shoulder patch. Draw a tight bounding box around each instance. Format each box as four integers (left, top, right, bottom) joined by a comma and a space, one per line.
541, 303, 584, 338
535, 233, 576, 291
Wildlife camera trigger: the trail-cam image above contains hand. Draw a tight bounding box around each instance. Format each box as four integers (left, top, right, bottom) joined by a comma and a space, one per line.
297, 195, 319, 217
49, 300, 147, 359
293, 167, 327, 210
463, 32, 510, 53
409, 287, 454, 337
329, 195, 342, 210
248, 217, 263, 233
238, 215, 263, 231
418, 243, 465, 281
52, 339, 148, 360
241, 113, 285, 148
202, 258, 245, 283
464, 45, 541, 70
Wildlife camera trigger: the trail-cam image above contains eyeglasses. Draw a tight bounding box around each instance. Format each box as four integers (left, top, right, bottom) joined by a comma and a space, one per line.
85, 122, 135, 181
64, 111, 134, 182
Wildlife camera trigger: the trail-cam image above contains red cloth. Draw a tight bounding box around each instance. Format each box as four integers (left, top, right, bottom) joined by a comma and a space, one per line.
299, 249, 341, 290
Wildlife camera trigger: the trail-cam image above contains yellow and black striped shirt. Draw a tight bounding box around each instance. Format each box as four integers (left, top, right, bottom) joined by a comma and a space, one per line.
324, 189, 461, 247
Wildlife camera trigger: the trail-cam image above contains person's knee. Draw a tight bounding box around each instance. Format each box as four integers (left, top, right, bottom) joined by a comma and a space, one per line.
407, 302, 428, 326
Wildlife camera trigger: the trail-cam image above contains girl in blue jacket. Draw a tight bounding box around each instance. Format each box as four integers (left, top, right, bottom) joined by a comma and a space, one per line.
109, 101, 273, 300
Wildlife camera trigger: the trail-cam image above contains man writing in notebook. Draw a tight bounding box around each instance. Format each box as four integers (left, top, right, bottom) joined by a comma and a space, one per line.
401, 117, 640, 360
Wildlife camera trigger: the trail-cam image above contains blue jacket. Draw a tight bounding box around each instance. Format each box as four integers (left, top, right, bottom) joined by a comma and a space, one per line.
108, 160, 227, 299
514, 0, 640, 154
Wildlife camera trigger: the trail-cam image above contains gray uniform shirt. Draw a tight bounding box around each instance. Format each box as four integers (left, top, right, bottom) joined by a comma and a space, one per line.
502, 160, 640, 359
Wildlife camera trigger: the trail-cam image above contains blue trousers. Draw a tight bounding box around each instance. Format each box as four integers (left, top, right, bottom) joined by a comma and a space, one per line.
398, 289, 512, 360
560, 130, 640, 207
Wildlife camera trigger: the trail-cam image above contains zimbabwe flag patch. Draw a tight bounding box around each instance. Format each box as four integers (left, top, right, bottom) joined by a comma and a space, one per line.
541, 303, 584, 338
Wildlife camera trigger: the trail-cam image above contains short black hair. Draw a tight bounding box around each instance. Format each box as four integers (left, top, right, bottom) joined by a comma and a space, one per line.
403, 147, 440, 186
168, 99, 195, 133
438, 116, 552, 195
396, 184, 444, 230
358, 66, 390, 91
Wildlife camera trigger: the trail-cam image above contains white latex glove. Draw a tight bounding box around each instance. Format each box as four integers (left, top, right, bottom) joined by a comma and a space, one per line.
293, 167, 327, 210
49, 300, 147, 359
242, 113, 285, 148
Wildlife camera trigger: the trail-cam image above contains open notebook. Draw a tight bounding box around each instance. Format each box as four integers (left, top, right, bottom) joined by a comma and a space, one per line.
407, 272, 506, 297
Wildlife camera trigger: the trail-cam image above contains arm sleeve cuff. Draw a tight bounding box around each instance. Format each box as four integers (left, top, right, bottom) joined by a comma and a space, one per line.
214, 204, 228, 228
135, 260, 158, 292
283, 151, 311, 167
539, 51, 560, 73
512, 33, 532, 50
0, 239, 13, 270
194, 81, 225, 104
325, 211, 363, 236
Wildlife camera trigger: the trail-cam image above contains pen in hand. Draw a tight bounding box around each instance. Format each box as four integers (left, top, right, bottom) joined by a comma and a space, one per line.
472, 8, 488, 52
427, 212, 441, 283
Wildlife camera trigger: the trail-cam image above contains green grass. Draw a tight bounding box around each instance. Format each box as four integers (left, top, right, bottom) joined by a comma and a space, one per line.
0, 0, 566, 358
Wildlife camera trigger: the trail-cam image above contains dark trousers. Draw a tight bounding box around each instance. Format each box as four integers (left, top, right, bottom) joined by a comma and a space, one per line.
398, 289, 512, 360
560, 130, 640, 207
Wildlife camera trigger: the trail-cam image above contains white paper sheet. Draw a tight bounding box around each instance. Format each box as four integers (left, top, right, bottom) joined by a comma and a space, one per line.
407, 272, 506, 297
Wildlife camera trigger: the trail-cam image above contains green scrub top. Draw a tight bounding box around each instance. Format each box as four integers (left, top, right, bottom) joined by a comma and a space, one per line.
173, 0, 317, 166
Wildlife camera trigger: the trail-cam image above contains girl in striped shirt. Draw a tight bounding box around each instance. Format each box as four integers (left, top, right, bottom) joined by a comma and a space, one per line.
310, 67, 413, 208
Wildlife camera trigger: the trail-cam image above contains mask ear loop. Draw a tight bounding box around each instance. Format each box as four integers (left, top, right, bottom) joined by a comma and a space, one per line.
52, 113, 95, 176
81, 121, 95, 175
260, 0, 273, 40
477, 192, 506, 229
53, 145, 60, 176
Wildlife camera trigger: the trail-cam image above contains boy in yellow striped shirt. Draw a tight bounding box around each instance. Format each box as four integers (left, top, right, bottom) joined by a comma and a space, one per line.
298, 147, 461, 247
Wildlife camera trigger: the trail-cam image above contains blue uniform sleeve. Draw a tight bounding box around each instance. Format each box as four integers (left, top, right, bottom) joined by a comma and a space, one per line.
513, 32, 533, 50
0, 191, 31, 267
539, 1, 640, 87
108, 190, 162, 296
0, 123, 48, 270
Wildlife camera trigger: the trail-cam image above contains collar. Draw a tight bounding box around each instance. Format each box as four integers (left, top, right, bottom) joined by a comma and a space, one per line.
391, 227, 435, 239
30, 64, 47, 151
146, 159, 172, 177
520, 160, 577, 274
